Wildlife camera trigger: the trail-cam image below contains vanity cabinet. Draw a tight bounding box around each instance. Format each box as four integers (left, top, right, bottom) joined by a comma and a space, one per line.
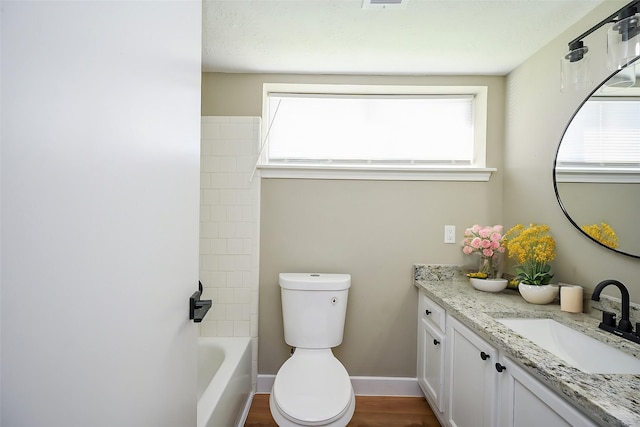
416, 290, 598, 427
447, 315, 498, 427
417, 292, 446, 414
497, 355, 597, 427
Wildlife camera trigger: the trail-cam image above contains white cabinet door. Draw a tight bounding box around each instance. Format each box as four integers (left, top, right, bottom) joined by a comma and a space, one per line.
418, 317, 446, 413
498, 356, 598, 427
447, 316, 498, 427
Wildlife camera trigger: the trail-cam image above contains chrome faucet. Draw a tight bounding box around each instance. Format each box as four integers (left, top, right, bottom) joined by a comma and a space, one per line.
591, 279, 632, 333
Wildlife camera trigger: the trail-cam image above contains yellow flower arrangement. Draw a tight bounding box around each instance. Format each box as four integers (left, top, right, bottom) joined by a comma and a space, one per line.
505, 224, 556, 286
580, 222, 618, 249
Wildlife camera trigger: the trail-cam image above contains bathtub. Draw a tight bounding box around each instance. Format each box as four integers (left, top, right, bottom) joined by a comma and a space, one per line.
197, 337, 253, 427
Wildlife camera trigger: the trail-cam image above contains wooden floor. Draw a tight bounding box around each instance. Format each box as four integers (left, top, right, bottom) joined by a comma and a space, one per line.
244, 394, 441, 427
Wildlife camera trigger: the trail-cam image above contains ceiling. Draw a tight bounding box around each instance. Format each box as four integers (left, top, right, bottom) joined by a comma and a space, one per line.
202, 0, 607, 76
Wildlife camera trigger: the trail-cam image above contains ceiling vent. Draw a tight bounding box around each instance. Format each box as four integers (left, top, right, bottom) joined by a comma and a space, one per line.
362, 0, 408, 10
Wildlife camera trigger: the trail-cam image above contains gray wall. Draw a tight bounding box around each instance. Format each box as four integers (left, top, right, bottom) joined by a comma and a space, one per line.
557, 182, 640, 255
504, 1, 640, 303
202, 73, 505, 377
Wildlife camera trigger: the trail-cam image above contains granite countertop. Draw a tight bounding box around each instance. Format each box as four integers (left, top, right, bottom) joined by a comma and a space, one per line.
414, 264, 640, 427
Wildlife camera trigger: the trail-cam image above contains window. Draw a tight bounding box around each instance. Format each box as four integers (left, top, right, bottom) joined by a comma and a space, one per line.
258, 84, 493, 181
556, 97, 640, 183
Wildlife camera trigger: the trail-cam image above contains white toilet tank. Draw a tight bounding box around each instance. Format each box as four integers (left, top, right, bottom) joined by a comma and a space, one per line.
279, 273, 351, 349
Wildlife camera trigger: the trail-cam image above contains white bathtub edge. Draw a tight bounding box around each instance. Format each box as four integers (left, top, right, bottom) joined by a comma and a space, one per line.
257, 375, 423, 397
198, 337, 252, 427
236, 390, 255, 427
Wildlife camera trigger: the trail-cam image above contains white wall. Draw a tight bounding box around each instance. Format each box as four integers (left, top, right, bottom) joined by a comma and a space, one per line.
199, 116, 261, 385
1, 2, 202, 425
504, 0, 640, 302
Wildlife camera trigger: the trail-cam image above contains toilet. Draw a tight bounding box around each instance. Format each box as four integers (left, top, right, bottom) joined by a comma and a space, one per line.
270, 273, 355, 427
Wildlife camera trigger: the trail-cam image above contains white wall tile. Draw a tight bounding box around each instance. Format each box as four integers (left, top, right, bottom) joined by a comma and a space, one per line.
234, 321, 250, 337
217, 222, 236, 238
210, 239, 227, 255
235, 255, 251, 271
207, 305, 226, 321
199, 320, 217, 337
200, 117, 260, 340
226, 206, 244, 222
218, 288, 235, 304
242, 239, 253, 255
200, 173, 212, 188
235, 222, 253, 239
250, 291, 259, 315
200, 254, 218, 270
209, 271, 227, 287
218, 255, 236, 271
201, 122, 221, 139
199, 239, 211, 255
217, 321, 234, 337
250, 314, 259, 337
227, 239, 243, 254
200, 205, 210, 222
226, 304, 247, 321
234, 288, 251, 304
199, 222, 219, 239
227, 271, 244, 288
201, 189, 220, 206
243, 272, 254, 288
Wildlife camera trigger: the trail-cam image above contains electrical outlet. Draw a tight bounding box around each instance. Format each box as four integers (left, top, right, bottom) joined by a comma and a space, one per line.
444, 225, 456, 244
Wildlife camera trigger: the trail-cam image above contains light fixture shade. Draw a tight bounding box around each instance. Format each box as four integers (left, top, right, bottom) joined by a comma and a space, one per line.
607, 11, 640, 70
561, 45, 591, 92
604, 63, 636, 90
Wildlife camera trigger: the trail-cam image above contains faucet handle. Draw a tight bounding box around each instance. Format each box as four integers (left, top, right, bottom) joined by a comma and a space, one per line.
602, 311, 616, 327
618, 318, 633, 333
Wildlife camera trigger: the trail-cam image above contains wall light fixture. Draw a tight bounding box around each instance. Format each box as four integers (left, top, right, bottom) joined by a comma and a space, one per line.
562, 0, 640, 92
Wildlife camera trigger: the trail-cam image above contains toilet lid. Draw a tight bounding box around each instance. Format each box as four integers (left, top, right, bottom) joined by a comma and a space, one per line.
273, 351, 352, 425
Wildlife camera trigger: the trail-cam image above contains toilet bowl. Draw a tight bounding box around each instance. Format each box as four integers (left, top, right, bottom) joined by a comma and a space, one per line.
269, 349, 355, 427
270, 273, 355, 427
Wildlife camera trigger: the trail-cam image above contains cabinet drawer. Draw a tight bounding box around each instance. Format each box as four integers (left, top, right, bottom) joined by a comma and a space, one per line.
419, 292, 445, 332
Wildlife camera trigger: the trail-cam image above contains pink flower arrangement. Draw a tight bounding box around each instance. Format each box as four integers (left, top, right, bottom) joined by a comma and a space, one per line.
463, 225, 506, 279
462, 224, 506, 258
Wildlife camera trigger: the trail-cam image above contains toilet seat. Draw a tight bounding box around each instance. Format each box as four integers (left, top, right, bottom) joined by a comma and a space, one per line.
271, 349, 354, 426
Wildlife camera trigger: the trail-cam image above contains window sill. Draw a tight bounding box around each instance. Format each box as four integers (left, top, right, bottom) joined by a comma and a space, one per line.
556, 167, 640, 184
257, 165, 496, 181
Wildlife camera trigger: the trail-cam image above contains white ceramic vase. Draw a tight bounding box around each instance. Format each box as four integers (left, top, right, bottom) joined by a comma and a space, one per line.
518, 283, 559, 304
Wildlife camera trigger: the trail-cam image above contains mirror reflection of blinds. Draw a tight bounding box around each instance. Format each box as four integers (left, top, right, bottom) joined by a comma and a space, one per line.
558, 98, 640, 167
266, 94, 474, 165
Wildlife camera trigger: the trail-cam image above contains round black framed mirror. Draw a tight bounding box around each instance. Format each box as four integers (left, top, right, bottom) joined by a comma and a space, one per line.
554, 60, 640, 258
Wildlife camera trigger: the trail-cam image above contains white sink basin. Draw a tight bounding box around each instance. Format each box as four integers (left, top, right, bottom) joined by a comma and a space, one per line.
496, 318, 640, 374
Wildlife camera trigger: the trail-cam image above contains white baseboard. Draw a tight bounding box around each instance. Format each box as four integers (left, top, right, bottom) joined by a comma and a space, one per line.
350, 376, 423, 396
256, 375, 275, 394
257, 374, 423, 397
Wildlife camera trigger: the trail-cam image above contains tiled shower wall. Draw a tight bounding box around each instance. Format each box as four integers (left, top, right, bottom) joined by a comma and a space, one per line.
199, 116, 261, 381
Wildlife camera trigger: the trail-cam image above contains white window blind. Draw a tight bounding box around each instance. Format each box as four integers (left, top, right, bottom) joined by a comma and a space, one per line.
256, 84, 492, 181
265, 93, 474, 165
558, 98, 640, 167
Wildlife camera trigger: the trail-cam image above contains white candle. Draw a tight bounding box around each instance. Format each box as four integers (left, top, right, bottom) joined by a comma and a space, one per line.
560, 285, 583, 313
